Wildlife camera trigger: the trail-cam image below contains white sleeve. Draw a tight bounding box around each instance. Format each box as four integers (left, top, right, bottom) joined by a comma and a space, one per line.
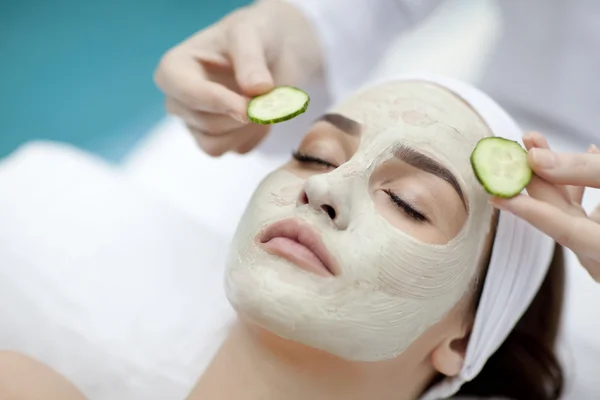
284, 0, 444, 99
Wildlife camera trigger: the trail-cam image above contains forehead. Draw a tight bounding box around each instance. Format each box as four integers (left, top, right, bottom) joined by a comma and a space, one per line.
331, 81, 487, 138
329, 80, 492, 198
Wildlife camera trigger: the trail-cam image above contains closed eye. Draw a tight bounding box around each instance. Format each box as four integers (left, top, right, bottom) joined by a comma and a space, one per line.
383, 189, 428, 222
292, 151, 338, 169
293, 151, 428, 222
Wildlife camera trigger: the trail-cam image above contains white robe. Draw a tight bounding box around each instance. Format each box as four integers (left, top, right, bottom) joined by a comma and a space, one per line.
285, 0, 600, 144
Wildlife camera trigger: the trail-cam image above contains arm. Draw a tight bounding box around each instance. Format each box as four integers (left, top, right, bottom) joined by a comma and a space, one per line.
282, 0, 444, 99
0, 351, 86, 399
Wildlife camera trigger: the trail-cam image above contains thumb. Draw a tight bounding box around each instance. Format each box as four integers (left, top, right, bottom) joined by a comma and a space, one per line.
228, 24, 275, 96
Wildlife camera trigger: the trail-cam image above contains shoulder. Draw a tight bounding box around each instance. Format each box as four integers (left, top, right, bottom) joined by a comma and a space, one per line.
0, 351, 86, 399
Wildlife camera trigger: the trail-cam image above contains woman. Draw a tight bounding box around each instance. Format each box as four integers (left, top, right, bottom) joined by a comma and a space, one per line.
0, 76, 566, 399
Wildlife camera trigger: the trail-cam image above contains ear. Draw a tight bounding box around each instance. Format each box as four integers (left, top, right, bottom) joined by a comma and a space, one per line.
430, 330, 470, 377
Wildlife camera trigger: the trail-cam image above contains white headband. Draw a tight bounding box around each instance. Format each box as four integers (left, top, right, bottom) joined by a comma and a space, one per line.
358, 74, 556, 399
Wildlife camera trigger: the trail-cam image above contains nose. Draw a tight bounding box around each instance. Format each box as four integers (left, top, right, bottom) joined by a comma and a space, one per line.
298, 174, 350, 229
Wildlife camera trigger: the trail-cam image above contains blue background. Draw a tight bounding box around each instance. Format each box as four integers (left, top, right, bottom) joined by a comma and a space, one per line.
0, 0, 249, 162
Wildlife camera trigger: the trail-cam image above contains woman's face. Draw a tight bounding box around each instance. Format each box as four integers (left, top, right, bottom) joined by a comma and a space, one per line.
225, 81, 495, 362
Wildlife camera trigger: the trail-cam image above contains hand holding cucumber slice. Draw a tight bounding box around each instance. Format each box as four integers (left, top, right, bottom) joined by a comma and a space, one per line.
471, 137, 532, 198
247, 86, 309, 124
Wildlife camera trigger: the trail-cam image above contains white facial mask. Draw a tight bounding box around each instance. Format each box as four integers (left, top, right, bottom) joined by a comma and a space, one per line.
225, 81, 495, 361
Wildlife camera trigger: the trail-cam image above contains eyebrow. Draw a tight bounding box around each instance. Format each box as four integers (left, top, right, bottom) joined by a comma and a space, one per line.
395, 146, 468, 210
317, 114, 467, 210
316, 113, 361, 136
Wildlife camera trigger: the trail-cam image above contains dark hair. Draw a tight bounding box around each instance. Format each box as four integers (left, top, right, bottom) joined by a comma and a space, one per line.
456, 233, 565, 399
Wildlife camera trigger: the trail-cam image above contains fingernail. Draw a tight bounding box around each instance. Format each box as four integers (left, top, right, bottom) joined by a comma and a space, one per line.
530, 148, 556, 169
248, 72, 270, 87
228, 111, 247, 123
489, 199, 507, 211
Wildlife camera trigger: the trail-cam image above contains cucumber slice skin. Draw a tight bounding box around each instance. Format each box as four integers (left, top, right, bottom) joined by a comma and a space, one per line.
470, 137, 533, 198
247, 86, 310, 125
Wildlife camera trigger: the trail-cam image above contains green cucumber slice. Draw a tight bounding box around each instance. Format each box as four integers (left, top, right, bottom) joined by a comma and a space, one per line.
470, 137, 532, 198
247, 86, 309, 124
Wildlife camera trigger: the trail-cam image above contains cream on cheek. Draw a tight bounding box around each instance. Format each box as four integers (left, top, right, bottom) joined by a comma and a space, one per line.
224, 81, 494, 362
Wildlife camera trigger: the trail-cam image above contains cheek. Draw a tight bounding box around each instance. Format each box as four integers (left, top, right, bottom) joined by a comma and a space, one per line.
440, 199, 468, 239
240, 169, 306, 228
372, 190, 450, 245
267, 181, 303, 207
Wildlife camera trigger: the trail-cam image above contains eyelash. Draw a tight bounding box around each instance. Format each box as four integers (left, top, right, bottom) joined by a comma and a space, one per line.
291, 151, 429, 222
383, 189, 428, 222
292, 151, 337, 169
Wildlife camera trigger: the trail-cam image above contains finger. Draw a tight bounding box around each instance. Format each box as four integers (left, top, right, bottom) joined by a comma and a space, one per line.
492, 194, 599, 255
522, 131, 550, 151
525, 175, 570, 210
528, 148, 600, 188
528, 131, 550, 149
228, 24, 274, 96
566, 145, 600, 204
190, 123, 267, 157
155, 50, 248, 119
234, 124, 270, 154
522, 132, 572, 202
522, 135, 534, 152
166, 98, 244, 134
568, 185, 586, 206
189, 126, 240, 157
578, 201, 600, 282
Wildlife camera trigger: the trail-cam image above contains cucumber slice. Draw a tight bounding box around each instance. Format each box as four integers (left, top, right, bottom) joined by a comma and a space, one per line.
247, 86, 309, 124
470, 137, 532, 198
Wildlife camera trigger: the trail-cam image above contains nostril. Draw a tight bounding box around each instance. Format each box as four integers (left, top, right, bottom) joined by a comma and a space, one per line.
300, 188, 337, 220
298, 191, 309, 205
321, 205, 336, 220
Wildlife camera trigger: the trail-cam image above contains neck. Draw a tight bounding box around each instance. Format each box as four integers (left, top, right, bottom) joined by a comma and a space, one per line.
188, 320, 434, 400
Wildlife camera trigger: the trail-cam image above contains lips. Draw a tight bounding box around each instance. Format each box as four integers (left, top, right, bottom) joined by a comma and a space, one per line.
258, 219, 337, 277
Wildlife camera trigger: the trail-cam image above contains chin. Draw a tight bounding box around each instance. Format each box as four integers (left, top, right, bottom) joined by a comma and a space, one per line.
224, 252, 408, 362
224, 245, 329, 324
